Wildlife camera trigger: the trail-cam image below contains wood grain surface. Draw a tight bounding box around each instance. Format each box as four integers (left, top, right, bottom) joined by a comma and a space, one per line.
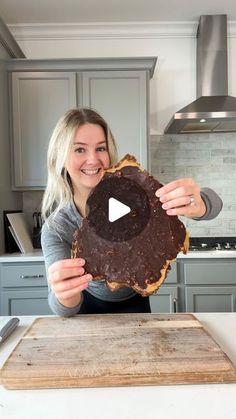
1, 313, 236, 389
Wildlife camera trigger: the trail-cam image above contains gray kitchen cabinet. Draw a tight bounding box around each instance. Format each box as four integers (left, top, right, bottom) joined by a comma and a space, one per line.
150, 286, 178, 313
150, 262, 178, 313
0, 261, 51, 315
1, 256, 236, 314
151, 258, 236, 313
7, 58, 156, 190
1, 289, 51, 316
178, 258, 236, 312
182, 260, 236, 285
185, 287, 236, 312
10, 71, 77, 189
82, 71, 148, 167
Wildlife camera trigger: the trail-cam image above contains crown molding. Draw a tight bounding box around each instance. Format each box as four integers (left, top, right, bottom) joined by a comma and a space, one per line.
8, 21, 236, 42
0, 17, 25, 57
8, 21, 198, 41
6, 56, 157, 78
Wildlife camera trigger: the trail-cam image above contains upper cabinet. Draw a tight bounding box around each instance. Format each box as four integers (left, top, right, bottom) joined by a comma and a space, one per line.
11, 72, 77, 188
7, 58, 157, 190
82, 71, 148, 167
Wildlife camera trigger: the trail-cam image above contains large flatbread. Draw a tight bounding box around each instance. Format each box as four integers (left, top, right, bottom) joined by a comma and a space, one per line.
72, 155, 189, 296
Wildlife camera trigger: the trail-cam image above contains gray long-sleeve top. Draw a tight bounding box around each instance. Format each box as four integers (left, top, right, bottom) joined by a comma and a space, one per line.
41, 187, 223, 317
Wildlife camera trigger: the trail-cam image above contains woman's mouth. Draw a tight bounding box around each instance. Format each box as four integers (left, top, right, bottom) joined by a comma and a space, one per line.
81, 168, 101, 176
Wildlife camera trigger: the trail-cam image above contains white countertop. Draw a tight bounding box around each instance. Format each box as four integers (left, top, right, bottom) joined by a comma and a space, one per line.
0, 250, 44, 262
179, 249, 236, 258
0, 313, 236, 419
1, 249, 236, 262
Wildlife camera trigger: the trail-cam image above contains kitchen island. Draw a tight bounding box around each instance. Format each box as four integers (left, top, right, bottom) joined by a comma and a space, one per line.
1, 251, 236, 314
0, 313, 236, 419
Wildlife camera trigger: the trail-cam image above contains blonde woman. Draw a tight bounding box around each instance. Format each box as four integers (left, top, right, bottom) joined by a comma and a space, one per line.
41, 108, 222, 316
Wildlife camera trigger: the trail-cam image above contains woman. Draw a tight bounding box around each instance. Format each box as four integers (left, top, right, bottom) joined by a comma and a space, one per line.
41, 108, 222, 316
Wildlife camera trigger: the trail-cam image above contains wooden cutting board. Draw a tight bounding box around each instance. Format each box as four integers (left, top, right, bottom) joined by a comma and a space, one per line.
1, 313, 236, 389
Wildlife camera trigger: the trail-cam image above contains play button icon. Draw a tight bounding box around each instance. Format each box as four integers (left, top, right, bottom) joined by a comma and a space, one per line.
86, 175, 150, 242
108, 198, 131, 222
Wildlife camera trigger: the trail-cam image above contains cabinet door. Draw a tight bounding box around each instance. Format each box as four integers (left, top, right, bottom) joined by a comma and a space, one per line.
82, 71, 149, 169
11, 72, 76, 189
185, 286, 236, 312
164, 262, 177, 284
0, 289, 52, 315
150, 286, 178, 313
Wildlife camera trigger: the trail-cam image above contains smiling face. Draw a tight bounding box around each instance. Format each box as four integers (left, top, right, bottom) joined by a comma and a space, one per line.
65, 123, 110, 198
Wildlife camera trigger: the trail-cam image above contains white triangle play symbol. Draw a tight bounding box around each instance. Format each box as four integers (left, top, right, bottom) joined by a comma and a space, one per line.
108, 197, 131, 222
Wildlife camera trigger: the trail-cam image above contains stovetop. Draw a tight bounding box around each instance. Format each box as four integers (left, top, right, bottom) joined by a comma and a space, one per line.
189, 237, 236, 251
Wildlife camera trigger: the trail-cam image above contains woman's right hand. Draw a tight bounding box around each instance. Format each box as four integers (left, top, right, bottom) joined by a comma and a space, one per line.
48, 258, 92, 308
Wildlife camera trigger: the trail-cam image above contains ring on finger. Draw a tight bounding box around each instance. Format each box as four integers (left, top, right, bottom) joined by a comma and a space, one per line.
189, 195, 195, 206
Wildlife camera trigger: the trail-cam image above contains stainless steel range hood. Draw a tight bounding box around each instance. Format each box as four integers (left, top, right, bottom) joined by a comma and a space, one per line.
165, 14, 236, 134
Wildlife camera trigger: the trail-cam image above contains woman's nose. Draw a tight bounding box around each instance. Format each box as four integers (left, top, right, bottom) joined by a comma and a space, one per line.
86, 150, 99, 164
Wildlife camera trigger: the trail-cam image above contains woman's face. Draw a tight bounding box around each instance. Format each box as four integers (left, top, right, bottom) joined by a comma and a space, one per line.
65, 123, 110, 194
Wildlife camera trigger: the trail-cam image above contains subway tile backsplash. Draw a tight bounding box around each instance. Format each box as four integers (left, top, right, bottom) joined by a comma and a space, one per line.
23, 133, 236, 239
151, 133, 236, 237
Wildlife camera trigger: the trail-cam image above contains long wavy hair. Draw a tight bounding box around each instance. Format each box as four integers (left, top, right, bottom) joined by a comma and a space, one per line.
41, 108, 118, 222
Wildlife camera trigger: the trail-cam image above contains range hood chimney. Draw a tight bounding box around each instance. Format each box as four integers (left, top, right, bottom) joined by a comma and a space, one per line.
165, 14, 236, 134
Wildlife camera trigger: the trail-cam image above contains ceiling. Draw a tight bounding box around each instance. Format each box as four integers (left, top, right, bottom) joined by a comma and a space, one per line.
1, 0, 236, 24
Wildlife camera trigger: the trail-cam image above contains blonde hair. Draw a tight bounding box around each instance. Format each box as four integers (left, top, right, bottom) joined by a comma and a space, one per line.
41, 108, 118, 222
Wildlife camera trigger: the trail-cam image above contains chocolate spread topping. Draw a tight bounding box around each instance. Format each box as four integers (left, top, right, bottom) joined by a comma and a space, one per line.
72, 154, 189, 296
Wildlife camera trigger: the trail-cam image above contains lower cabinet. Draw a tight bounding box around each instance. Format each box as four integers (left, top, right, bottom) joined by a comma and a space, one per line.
150, 286, 178, 313
185, 286, 236, 312
150, 263, 178, 313
150, 258, 236, 313
1, 289, 51, 316
1, 257, 236, 314
0, 262, 52, 315
178, 258, 236, 313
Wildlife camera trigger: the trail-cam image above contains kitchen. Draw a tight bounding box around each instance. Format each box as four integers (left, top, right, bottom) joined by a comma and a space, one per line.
0, 1, 236, 416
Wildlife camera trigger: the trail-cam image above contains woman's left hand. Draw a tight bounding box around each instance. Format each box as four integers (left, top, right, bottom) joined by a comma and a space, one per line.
155, 178, 206, 219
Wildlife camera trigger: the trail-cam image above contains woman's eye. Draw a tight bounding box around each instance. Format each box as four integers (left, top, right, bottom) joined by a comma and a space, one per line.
75, 147, 85, 153
97, 146, 107, 152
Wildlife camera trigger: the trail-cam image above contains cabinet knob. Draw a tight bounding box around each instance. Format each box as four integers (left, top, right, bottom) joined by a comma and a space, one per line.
19, 275, 44, 279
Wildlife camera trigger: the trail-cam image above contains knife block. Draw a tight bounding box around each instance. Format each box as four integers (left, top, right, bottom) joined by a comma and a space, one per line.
32, 227, 41, 249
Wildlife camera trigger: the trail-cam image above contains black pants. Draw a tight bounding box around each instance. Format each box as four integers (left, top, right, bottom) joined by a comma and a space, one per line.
79, 290, 151, 314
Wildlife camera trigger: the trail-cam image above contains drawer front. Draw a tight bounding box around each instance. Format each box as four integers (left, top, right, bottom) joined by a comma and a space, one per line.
182, 261, 236, 285
1, 263, 47, 287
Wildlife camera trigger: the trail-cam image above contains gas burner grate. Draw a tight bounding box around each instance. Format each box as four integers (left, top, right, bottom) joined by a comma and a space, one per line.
189, 237, 236, 251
